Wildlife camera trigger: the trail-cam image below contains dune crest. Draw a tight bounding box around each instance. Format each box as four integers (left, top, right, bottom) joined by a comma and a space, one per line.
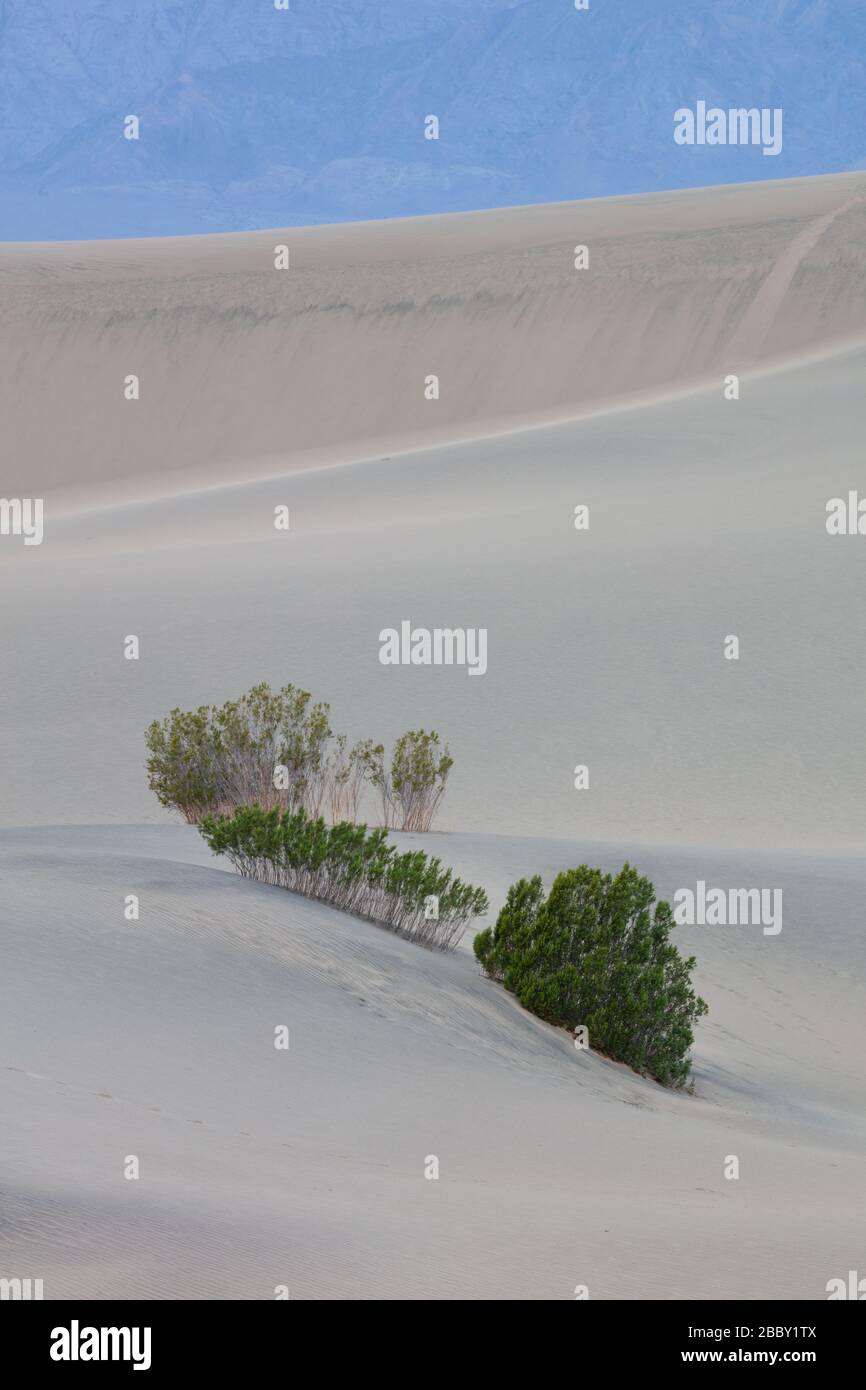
4, 172, 866, 510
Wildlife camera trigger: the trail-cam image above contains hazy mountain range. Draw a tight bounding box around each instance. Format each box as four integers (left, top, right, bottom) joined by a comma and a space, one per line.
1, 0, 864, 238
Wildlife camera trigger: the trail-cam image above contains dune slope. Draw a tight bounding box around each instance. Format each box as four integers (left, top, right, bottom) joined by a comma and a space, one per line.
1, 826, 863, 1300
2, 337, 865, 852
3, 174, 865, 1301
3, 172, 866, 507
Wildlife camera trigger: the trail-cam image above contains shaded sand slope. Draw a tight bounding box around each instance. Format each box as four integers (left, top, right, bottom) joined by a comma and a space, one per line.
3, 172, 866, 506
2, 342, 866, 852
1, 827, 863, 1300
3, 178, 865, 1301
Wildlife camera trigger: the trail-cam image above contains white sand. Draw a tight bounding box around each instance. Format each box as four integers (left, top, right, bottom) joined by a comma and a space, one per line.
1, 825, 863, 1300
2, 173, 865, 1299
2, 338, 866, 851
3, 171, 866, 511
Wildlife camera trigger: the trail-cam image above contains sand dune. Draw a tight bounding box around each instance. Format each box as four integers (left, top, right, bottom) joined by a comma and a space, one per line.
3, 174, 866, 1301
3, 172, 866, 509
1, 826, 863, 1300
2, 336, 865, 852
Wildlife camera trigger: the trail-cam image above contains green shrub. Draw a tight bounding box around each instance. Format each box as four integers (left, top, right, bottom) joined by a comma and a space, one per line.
144, 705, 219, 823
475, 863, 707, 1087
390, 729, 453, 831
199, 803, 488, 951
359, 729, 453, 831
145, 682, 452, 831
145, 683, 318, 822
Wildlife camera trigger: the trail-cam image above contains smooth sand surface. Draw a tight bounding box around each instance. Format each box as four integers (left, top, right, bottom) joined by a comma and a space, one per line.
2, 173, 865, 1299
2, 339, 866, 852
3, 172, 866, 510
2, 825, 864, 1300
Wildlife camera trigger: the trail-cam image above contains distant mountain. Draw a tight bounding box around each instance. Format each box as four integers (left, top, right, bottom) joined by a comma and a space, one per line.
1, 0, 864, 238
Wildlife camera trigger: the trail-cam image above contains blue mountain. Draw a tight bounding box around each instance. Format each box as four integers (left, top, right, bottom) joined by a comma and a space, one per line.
0, 0, 863, 238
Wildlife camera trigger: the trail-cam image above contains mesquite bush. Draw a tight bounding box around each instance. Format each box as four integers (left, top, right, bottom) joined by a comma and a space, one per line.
145, 683, 451, 831
199, 804, 488, 951
145, 683, 325, 822
474, 863, 708, 1087
356, 729, 453, 832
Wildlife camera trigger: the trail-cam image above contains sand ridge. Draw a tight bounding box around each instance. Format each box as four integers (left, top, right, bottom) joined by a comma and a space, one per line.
4, 172, 866, 510
3, 173, 866, 1301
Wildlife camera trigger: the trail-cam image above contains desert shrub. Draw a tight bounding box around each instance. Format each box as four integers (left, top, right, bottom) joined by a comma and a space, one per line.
475, 863, 707, 1087
146, 687, 453, 832
212, 682, 319, 813
274, 693, 334, 817
145, 684, 337, 822
146, 683, 316, 821
144, 705, 219, 823
328, 736, 381, 826
359, 729, 453, 831
352, 738, 389, 826
199, 803, 488, 951
391, 729, 453, 831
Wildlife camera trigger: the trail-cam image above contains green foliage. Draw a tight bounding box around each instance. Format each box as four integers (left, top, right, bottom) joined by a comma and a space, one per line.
145, 683, 452, 832
199, 803, 488, 951
475, 863, 707, 1087
145, 683, 316, 822
358, 728, 453, 831
144, 705, 219, 823
390, 729, 453, 831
